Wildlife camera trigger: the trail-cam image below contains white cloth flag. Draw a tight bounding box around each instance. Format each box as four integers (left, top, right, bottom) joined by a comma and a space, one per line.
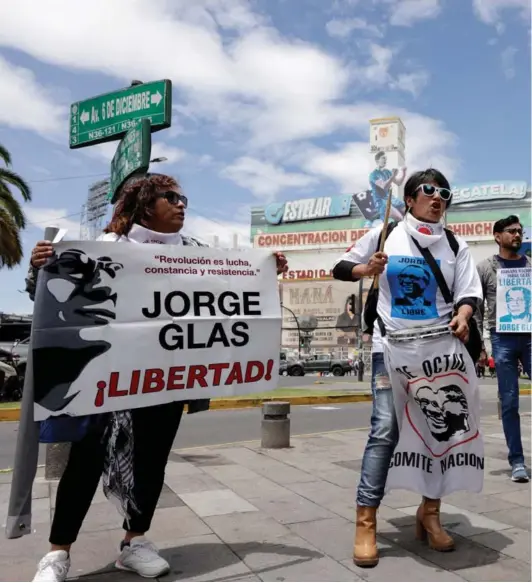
384, 333, 484, 499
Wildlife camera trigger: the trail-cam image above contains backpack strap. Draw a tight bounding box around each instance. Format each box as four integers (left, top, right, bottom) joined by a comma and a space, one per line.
444, 228, 459, 256
376, 221, 398, 252
410, 237, 454, 304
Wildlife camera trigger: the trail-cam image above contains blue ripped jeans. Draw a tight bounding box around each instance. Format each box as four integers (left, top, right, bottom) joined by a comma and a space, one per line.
491, 331, 531, 466
357, 352, 399, 507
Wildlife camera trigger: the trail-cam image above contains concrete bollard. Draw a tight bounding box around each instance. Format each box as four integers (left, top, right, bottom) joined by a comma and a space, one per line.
45, 443, 71, 480
261, 401, 290, 449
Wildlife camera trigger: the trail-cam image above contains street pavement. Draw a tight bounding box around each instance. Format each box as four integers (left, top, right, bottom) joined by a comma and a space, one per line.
0, 413, 530, 581
0, 385, 528, 471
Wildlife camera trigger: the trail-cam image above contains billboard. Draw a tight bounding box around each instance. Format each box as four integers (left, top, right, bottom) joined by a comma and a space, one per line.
262, 195, 352, 225
280, 280, 369, 348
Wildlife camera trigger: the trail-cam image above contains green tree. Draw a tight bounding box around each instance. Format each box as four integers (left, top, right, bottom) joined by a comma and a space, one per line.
0, 144, 32, 268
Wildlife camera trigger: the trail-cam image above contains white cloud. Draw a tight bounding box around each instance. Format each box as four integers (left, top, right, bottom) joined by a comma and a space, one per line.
390, 71, 430, 97
183, 212, 251, 248
299, 108, 459, 192
0, 55, 66, 135
84, 141, 186, 166
501, 46, 518, 79
389, 0, 441, 26
326, 18, 383, 38
473, 0, 531, 25
25, 207, 82, 236
221, 157, 317, 200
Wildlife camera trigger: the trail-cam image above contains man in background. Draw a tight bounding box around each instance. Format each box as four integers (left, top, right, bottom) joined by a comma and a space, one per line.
476, 216, 531, 483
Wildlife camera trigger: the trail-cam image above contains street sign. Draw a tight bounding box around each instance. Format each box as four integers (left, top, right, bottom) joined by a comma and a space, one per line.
69, 80, 171, 149
109, 119, 152, 203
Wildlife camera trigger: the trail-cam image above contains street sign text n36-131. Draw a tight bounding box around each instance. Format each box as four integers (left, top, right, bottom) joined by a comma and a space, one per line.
69, 80, 172, 149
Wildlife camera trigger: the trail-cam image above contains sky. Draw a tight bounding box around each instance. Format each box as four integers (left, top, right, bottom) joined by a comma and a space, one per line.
0, 0, 530, 315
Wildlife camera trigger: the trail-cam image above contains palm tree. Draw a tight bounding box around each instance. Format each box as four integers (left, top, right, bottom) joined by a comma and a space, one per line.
0, 143, 32, 268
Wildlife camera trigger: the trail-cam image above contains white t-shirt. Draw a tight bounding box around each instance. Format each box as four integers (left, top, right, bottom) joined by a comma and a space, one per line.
334, 214, 482, 349
98, 223, 184, 246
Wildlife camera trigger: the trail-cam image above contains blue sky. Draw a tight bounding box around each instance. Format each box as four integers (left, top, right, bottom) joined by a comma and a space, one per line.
0, 0, 530, 314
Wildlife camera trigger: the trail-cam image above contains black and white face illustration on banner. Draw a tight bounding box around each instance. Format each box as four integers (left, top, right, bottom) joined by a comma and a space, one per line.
32, 249, 124, 413
414, 384, 470, 442
387, 256, 439, 320
500, 286, 531, 323
406, 369, 478, 457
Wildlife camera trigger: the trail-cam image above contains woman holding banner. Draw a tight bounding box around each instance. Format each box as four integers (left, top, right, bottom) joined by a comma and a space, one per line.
333, 169, 483, 567
14, 172, 287, 582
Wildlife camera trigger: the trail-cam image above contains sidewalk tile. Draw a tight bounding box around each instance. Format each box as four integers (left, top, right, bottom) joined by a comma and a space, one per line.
79, 501, 123, 533
164, 459, 204, 477
219, 447, 316, 484
288, 516, 355, 561
164, 471, 226, 496
444, 491, 519, 514
180, 453, 236, 467
492, 488, 531, 507
180, 489, 258, 517
340, 537, 465, 582
204, 510, 292, 544
454, 557, 531, 582
313, 467, 361, 488
148, 506, 213, 545
201, 463, 263, 483
72, 571, 145, 581
157, 484, 186, 509
247, 491, 335, 524
481, 507, 531, 531
397, 503, 513, 537
256, 553, 362, 581
0, 483, 11, 504
157, 533, 252, 582
470, 527, 531, 563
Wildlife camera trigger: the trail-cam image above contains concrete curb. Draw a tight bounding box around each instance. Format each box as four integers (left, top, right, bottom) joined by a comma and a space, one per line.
1, 387, 530, 422
0, 393, 373, 422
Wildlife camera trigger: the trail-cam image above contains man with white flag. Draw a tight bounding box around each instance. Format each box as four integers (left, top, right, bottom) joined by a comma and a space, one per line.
333, 168, 483, 567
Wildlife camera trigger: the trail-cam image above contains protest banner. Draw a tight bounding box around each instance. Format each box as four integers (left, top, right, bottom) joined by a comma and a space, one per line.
495, 267, 532, 333
31, 242, 281, 420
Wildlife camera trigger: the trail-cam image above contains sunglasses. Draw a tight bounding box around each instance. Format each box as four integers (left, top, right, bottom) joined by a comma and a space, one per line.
503, 228, 523, 236
159, 191, 188, 208
417, 183, 452, 201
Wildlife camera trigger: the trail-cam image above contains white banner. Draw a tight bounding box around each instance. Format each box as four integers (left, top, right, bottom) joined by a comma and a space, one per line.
496, 267, 532, 333
384, 334, 483, 499
32, 242, 281, 420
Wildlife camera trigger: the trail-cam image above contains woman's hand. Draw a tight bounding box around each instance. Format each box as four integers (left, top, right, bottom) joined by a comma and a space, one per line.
274, 251, 288, 275
450, 306, 473, 343
30, 241, 54, 268
365, 252, 388, 277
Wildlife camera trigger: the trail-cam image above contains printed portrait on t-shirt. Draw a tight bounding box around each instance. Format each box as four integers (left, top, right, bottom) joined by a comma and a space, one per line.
386, 255, 439, 320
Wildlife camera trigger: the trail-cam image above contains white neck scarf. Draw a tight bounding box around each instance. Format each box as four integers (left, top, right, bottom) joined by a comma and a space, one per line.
403, 212, 444, 249
127, 223, 183, 245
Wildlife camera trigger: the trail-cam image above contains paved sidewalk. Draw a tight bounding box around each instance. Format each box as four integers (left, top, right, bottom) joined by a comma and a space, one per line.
1, 415, 530, 582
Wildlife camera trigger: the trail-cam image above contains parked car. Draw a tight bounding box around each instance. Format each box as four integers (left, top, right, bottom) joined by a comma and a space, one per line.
287, 354, 353, 377
0, 347, 24, 401
12, 336, 30, 360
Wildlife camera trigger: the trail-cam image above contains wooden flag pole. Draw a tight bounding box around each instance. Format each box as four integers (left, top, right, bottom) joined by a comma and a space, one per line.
373, 186, 394, 290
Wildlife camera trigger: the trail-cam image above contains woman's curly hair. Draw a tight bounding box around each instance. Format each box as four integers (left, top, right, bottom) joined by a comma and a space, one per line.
104, 173, 179, 237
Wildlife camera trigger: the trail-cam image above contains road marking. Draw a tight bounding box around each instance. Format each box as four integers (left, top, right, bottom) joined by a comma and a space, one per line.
312, 406, 341, 410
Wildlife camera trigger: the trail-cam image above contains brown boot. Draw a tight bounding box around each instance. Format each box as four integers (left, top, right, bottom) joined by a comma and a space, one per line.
353, 505, 379, 567
416, 497, 454, 551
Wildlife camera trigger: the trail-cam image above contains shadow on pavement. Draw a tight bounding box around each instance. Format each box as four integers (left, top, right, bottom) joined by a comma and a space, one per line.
72, 541, 323, 582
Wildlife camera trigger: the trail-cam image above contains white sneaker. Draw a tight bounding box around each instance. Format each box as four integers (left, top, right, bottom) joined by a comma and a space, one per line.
33, 550, 70, 582
115, 536, 170, 578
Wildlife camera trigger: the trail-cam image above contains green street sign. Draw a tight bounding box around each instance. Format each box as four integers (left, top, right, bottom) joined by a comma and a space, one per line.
69, 80, 172, 149
109, 119, 152, 203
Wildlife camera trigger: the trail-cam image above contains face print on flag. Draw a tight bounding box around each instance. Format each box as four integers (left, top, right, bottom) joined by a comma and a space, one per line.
387, 256, 439, 320
32, 249, 124, 413
414, 384, 470, 442
406, 370, 479, 457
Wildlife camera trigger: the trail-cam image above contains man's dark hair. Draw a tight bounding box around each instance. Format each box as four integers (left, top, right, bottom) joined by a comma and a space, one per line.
375, 151, 385, 162
403, 168, 452, 208
493, 215, 522, 235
